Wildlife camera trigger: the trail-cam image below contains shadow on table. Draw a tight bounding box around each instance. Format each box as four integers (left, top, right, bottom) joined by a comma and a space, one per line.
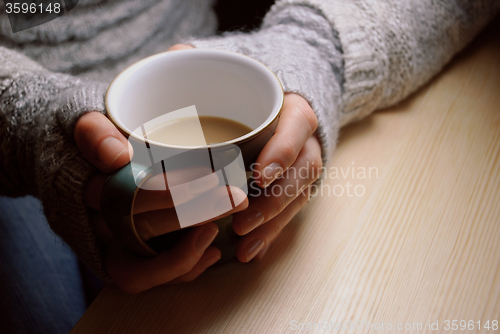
95, 210, 305, 333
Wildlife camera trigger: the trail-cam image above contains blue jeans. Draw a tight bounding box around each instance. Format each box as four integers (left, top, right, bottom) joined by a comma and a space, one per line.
0, 195, 92, 334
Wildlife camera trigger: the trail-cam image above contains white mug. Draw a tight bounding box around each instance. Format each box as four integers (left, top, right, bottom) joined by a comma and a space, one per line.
101, 49, 284, 260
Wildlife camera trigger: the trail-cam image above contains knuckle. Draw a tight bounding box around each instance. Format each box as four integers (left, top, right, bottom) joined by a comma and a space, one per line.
269, 189, 287, 215
76, 112, 102, 132
269, 223, 283, 239
309, 154, 323, 181
75, 112, 92, 129
171, 257, 195, 276
294, 99, 318, 133
280, 138, 296, 162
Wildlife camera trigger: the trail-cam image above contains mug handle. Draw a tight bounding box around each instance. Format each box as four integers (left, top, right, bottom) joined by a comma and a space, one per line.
100, 162, 240, 261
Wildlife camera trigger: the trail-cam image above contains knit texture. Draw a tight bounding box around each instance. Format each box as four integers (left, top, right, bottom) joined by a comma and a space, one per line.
0, 0, 498, 278
272, 0, 500, 126
0, 47, 109, 277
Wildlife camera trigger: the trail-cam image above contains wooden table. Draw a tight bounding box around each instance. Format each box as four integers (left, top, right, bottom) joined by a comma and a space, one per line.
72, 18, 500, 334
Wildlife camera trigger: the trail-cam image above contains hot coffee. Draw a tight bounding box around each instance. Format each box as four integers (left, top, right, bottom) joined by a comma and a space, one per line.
145, 116, 253, 146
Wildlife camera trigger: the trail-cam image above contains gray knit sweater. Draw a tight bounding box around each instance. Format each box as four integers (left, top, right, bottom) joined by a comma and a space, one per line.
0, 0, 498, 278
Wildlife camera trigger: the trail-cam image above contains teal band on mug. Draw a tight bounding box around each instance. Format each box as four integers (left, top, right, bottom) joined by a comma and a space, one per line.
100, 162, 241, 261
100, 162, 156, 256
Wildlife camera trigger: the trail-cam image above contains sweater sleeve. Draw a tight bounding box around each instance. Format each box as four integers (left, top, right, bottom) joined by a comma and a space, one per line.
0, 46, 109, 279
274, 0, 500, 126
187, 0, 500, 163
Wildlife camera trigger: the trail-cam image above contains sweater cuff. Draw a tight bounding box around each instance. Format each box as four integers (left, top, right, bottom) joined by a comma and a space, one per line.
187, 4, 343, 166
55, 80, 108, 136
42, 148, 110, 280
0, 46, 111, 279
269, 0, 384, 126
41, 79, 110, 280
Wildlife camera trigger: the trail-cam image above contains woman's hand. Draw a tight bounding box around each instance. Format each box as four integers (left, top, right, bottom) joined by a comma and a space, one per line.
170, 44, 323, 263
233, 93, 322, 262
75, 111, 248, 294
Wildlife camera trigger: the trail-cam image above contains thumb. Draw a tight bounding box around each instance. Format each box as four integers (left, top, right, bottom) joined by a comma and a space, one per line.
75, 112, 132, 173
168, 44, 195, 51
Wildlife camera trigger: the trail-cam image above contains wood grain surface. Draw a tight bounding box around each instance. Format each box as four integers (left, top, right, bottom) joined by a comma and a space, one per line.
72, 17, 500, 334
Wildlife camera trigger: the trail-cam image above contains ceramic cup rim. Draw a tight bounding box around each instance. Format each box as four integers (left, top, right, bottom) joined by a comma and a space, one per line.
105, 49, 284, 150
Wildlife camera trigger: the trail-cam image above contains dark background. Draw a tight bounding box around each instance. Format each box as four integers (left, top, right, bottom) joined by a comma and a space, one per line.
214, 0, 276, 33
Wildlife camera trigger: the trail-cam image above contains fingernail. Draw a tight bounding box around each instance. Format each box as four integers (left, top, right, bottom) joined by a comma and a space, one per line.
195, 226, 218, 255
230, 188, 248, 208
245, 239, 265, 262
239, 209, 265, 235
189, 173, 219, 196
262, 162, 283, 187
98, 137, 127, 167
